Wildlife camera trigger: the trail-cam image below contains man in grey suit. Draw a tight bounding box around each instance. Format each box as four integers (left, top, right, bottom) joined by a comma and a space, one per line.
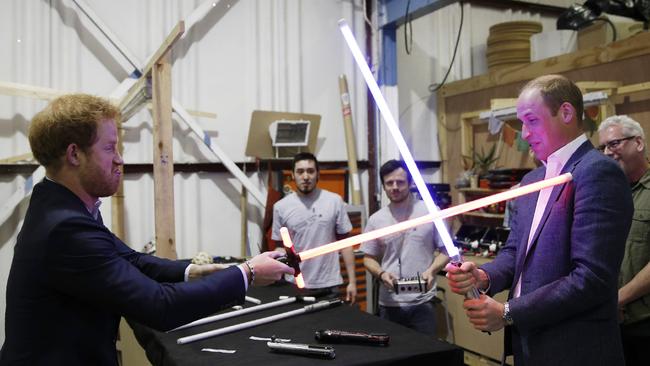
445, 75, 633, 366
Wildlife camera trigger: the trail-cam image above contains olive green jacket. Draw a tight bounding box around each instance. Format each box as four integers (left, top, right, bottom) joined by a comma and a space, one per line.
619, 169, 650, 327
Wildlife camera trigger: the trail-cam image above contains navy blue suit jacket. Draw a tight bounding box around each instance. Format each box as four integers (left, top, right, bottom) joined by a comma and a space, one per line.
482, 141, 633, 366
1, 179, 245, 365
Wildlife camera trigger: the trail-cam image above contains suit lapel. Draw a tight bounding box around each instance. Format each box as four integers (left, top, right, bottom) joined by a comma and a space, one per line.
521, 141, 593, 265
514, 168, 544, 277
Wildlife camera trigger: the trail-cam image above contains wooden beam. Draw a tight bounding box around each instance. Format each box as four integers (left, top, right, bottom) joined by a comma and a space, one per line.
111, 122, 126, 240
440, 30, 650, 98
151, 52, 177, 260
617, 81, 650, 95
118, 77, 147, 121
142, 22, 185, 78
117, 21, 185, 121
154, 104, 217, 119
0, 81, 68, 101
0, 153, 33, 164
0, 80, 215, 120
338, 75, 362, 205
240, 187, 248, 257
490, 98, 517, 110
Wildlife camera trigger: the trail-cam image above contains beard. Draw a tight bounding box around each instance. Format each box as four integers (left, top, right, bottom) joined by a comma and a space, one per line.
80, 163, 121, 198
297, 182, 315, 195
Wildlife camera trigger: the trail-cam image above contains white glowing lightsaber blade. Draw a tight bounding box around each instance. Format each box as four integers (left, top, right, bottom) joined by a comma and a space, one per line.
298, 173, 572, 261
169, 297, 297, 332
338, 19, 459, 259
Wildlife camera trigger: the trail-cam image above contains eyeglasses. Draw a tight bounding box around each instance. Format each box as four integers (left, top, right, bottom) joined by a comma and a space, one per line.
597, 136, 636, 152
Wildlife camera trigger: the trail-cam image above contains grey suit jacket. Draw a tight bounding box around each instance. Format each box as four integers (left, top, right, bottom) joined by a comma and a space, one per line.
482, 141, 633, 366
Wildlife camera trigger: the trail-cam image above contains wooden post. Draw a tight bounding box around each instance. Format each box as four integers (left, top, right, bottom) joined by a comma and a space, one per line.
338, 75, 362, 205
151, 51, 177, 260
111, 119, 126, 240
240, 187, 248, 257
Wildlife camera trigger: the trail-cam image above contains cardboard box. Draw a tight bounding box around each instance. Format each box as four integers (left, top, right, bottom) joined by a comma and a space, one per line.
577, 18, 644, 50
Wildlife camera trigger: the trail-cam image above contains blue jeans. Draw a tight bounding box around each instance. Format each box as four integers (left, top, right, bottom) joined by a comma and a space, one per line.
379, 301, 437, 336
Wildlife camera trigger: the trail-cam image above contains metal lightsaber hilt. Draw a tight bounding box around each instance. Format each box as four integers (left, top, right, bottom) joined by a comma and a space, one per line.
451, 258, 482, 300
280, 227, 306, 288
451, 255, 490, 335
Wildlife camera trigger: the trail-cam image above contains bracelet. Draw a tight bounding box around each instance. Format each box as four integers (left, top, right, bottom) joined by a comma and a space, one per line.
244, 261, 255, 286
378, 270, 386, 279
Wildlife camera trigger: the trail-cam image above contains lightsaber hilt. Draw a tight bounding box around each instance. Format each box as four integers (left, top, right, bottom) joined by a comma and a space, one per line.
451, 255, 490, 335
450, 255, 482, 299
284, 240, 302, 279
280, 227, 306, 288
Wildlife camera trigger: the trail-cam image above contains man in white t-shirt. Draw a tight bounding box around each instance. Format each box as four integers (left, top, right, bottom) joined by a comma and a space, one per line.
272, 152, 357, 303
362, 160, 449, 335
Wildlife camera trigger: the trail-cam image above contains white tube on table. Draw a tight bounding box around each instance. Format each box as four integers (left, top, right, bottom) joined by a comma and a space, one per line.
169, 297, 297, 332
177, 300, 340, 345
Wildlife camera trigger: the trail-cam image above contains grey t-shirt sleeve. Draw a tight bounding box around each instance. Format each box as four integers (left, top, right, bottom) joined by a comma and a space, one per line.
360, 217, 382, 257
335, 199, 353, 235
271, 204, 282, 241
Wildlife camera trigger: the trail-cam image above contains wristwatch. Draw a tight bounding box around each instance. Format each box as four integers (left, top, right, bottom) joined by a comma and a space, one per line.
503, 301, 514, 326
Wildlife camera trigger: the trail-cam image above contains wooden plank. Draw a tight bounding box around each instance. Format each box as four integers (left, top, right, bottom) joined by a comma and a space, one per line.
111, 121, 126, 240
338, 75, 362, 205
117, 21, 185, 121
437, 90, 449, 183
240, 187, 248, 257
439, 30, 650, 98
117, 77, 147, 120
151, 52, 177, 260
490, 98, 516, 110
617, 81, 650, 95
575, 81, 621, 93
461, 116, 475, 164
0, 81, 67, 101
147, 103, 217, 119
142, 22, 185, 78
0, 153, 33, 164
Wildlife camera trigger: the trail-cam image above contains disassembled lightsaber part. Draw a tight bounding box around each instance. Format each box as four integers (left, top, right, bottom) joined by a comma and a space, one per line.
267, 341, 336, 359
177, 299, 342, 344
170, 296, 297, 332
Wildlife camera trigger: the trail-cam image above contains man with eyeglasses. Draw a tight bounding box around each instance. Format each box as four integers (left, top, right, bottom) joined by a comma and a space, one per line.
598, 115, 650, 366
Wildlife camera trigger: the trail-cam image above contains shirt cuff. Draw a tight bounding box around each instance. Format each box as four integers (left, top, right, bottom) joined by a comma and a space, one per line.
184, 264, 194, 282
238, 264, 249, 291
479, 268, 491, 293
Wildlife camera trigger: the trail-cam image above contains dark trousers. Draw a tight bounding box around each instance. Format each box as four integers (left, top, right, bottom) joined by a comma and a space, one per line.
621, 319, 650, 366
379, 302, 437, 336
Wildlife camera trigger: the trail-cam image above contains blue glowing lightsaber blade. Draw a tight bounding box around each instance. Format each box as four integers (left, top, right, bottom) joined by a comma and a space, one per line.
338, 19, 460, 260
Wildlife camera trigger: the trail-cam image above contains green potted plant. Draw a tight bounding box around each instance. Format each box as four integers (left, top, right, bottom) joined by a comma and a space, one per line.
463, 144, 499, 188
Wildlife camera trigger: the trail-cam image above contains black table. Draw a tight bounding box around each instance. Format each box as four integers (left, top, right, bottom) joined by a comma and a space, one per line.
130, 283, 463, 366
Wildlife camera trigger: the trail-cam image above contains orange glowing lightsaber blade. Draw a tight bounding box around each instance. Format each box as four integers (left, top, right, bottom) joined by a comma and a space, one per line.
281, 173, 571, 274
280, 227, 305, 288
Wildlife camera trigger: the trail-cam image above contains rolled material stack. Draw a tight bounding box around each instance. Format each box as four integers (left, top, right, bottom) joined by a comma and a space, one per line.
486, 21, 542, 72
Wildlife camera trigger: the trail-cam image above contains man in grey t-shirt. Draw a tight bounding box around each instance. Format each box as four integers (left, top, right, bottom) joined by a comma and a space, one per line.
362, 160, 449, 335
272, 152, 357, 303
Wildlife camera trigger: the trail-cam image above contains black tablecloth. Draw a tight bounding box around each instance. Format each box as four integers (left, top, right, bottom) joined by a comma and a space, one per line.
129, 283, 463, 366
